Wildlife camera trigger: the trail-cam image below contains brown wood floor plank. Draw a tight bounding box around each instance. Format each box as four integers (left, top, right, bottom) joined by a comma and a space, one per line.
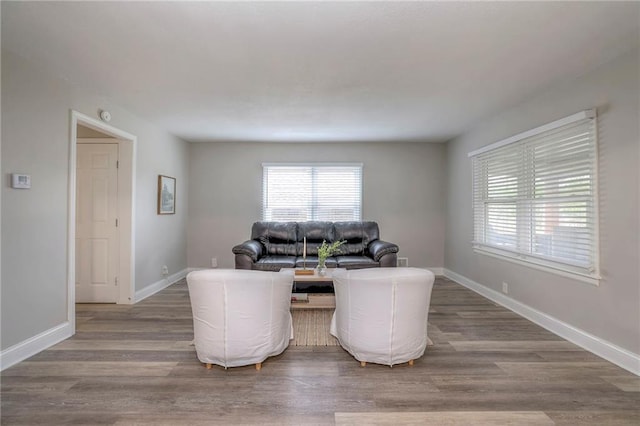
335, 411, 555, 425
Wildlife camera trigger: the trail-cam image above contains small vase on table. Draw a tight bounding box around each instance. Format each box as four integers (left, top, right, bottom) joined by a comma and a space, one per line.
317, 258, 327, 276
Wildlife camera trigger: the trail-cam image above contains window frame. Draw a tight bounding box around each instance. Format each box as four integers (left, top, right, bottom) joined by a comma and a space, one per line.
262, 162, 363, 222
468, 110, 601, 285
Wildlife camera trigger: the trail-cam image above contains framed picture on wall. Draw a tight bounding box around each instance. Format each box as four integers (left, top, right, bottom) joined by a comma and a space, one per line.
158, 175, 176, 215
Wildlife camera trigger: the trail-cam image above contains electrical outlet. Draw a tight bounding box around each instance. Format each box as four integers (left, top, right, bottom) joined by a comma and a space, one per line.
211, 257, 218, 268
162, 265, 169, 275
397, 257, 409, 267
502, 282, 509, 294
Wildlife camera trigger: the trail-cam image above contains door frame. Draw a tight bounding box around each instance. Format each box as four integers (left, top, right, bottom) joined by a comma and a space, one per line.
68, 111, 137, 329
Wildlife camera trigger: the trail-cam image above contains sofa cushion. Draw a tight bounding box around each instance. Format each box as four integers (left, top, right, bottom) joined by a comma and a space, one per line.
294, 256, 338, 269
336, 255, 378, 269
255, 255, 297, 271
297, 221, 335, 255
251, 222, 298, 256
334, 221, 380, 255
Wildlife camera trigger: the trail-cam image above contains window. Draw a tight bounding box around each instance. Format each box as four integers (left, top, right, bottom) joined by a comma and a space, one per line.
262, 163, 362, 222
469, 110, 599, 284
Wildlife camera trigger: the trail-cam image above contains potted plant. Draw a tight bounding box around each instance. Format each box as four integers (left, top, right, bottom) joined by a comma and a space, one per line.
317, 240, 346, 275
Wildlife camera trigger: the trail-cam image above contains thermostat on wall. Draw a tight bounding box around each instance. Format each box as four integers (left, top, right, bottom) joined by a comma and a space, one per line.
11, 174, 31, 189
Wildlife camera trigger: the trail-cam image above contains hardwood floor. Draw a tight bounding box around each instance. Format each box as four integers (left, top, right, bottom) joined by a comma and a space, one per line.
2, 277, 638, 425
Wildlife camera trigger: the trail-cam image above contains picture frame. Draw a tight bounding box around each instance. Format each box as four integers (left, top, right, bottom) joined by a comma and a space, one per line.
157, 175, 176, 215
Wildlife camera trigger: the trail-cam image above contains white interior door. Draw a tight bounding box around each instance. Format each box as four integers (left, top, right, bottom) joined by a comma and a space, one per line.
76, 143, 119, 303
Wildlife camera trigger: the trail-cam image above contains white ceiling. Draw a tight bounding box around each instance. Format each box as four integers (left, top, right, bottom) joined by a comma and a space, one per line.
3, 1, 639, 143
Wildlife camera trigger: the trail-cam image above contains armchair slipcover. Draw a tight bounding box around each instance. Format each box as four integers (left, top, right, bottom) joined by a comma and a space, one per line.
186, 269, 294, 369
330, 267, 435, 367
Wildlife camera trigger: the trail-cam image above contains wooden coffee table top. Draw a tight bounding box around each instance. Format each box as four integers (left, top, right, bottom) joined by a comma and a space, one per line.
282, 268, 334, 282
283, 269, 336, 309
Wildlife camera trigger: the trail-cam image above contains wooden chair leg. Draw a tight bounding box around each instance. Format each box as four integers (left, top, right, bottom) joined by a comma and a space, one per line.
360, 361, 366, 367
408, 359, 414, 366
255, 362, 262, 371
205, 363, 212, 370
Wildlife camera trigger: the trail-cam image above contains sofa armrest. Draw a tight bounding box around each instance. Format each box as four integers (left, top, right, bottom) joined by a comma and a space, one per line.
368, 240, 399, 262
232, 240, 264, 262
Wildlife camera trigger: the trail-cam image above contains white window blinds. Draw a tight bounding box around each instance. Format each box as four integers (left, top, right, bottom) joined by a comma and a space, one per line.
469, 110, 599, 282
262, 163, 363, 222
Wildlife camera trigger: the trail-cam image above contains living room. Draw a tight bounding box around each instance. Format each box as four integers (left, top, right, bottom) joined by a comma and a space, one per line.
1, 1, 639, 424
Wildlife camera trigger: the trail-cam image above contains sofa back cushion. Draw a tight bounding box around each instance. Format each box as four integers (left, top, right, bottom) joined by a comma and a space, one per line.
249, 221, 381, 257
297, 221, 335, 255
334, 221, 380, 255
251, 222, 298, 256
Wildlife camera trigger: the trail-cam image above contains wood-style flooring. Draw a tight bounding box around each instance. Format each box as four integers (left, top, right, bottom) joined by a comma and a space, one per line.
2, 277, 639, 425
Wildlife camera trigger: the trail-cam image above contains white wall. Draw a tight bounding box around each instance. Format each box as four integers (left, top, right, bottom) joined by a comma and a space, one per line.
1, 50, 189, 351
188, 142, 446, 270
444, 48, 640, 356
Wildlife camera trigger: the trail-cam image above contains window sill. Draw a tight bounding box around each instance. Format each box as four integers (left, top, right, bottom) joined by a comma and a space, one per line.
473, 246, 601, 286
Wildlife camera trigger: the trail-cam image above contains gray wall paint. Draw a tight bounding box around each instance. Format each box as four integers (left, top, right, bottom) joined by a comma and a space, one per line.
188, 142, 446, 270
1, 50, 189, 350
445, 48, 640, 354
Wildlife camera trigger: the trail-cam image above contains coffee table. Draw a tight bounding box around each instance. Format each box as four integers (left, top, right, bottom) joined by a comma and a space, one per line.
282, 268, 336, 309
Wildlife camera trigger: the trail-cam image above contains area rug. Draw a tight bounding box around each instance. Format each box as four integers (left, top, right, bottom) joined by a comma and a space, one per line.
291, 309, 338, 346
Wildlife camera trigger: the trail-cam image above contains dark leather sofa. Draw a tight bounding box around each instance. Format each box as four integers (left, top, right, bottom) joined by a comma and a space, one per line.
232, 221, 399, 271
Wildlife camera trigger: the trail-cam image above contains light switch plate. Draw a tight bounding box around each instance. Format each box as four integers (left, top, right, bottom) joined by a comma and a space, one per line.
11, 174, 31, 189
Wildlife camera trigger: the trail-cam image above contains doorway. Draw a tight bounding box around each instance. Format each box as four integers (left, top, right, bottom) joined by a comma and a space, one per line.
68, 111, 136, 331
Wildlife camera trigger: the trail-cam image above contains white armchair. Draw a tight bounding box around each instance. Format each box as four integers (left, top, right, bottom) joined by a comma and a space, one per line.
186, 269, 294, 370
330, 267, 435, 367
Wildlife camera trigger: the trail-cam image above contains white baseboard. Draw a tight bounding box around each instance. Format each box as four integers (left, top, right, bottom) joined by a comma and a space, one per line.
134, 268, 189, 303
443, 268, 640, 376
0, 321, 73, 372
429, 267, 444, 276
